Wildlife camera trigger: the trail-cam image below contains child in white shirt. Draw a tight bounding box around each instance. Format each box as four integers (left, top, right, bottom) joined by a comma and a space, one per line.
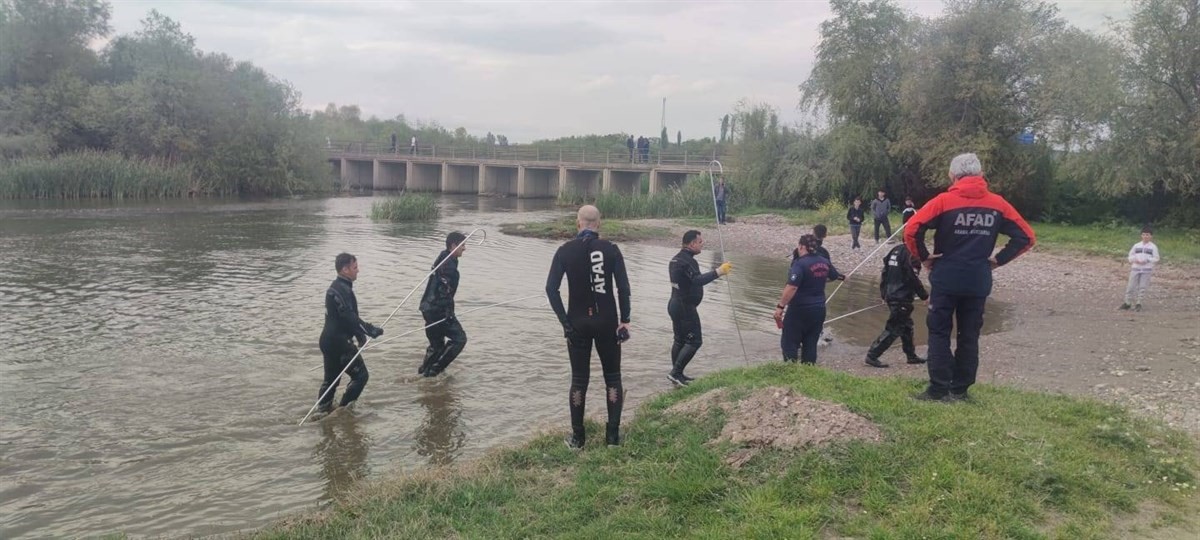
1119, 227, 1160, 312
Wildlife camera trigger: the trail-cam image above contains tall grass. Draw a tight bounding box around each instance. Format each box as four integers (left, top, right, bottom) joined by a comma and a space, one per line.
557, 176, 719, 219
0, 151, 197, 199
370, 193, 440, 222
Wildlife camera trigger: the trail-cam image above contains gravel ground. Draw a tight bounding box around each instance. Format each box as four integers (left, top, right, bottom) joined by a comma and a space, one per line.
631, 215, 1200, 434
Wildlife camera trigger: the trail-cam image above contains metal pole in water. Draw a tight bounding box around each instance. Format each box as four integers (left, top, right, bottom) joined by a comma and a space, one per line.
299, 227, 488, 426
306, 294, 546, 372
825, 225, 905, 306
708, 160, 750, 365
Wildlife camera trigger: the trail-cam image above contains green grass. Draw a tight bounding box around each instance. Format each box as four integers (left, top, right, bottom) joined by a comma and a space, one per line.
0, 151, 197, 199
256, 366, 1198, 539
499, 216, 670, 243
1030, 222, 1200, 264
369, 193, 440, 222
557, 176, 717, 219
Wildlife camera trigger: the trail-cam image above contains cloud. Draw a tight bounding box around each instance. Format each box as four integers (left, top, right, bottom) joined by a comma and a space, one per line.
105, 1, 1135, 142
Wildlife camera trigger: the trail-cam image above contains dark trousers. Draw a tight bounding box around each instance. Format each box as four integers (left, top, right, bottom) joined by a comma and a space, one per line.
420, 313, 467, 376
781, 304, 825, 364
318, 338, 369, 409
874, 218, 892, 242
850, 223, 861, 249
668, 299, 702, 375
567, 316, 624, 437
716, 200, 727, 224
926, 292, 987, 396
867, 302, 917, 360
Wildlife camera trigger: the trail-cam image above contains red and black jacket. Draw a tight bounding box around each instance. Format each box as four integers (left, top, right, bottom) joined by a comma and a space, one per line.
903, 176, 1035, 297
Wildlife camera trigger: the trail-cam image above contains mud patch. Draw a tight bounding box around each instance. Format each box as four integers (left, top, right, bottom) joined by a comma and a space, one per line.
667, 386, 883, 467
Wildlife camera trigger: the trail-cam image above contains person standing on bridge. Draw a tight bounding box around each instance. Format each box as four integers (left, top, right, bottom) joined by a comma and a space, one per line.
667, 230, 732, 386
546, 205, 632, 449
410, 135, 417, 155
317, 253, 384, 415
390, 132, 397, 153
418, 232, 469, 377
627, 135, 635, 163
904, 153, 1035, 401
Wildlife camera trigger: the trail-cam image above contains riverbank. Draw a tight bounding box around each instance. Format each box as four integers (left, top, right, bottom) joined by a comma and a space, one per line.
499, 216, 671, 242
255, 366, 1199, 539
626, 213, 1200, 434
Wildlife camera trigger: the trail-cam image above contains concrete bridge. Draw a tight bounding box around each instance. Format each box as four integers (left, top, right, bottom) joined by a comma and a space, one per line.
328, 142, 728, 198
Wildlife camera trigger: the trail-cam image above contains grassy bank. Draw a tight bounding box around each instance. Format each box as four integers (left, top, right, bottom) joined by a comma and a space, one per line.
257, 366, 1198, 539
1031, 223, 1200, 264
500, 216, 670, 243
369, 193, 440, 222
557, 176, 717, 219
0, 151, 197, 199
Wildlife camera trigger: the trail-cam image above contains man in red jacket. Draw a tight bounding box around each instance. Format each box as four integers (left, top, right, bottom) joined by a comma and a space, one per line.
904, 153, 1035, 402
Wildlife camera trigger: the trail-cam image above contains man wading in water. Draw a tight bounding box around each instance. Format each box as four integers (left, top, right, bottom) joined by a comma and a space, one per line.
317, 253, 383, 415
667, 230, 732, 386
546, 205, 632, 449
418, 232, 468, 377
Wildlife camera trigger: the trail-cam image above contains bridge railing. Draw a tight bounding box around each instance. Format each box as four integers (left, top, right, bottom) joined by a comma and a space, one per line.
325, 140, 730, 168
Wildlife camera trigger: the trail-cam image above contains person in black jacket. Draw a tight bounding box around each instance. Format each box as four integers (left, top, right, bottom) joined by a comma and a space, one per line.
546, 205, 632, 449
846, 198, 865, 251
667, 230, 732, 386
418, 232, 468, 377
864, 244, 928, 368
318, 253, 384, 414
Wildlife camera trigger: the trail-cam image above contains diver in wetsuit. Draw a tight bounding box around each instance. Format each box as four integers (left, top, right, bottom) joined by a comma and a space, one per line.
318, 253, 383, 414
666, 230, 732, 386
418, 232, 468, 377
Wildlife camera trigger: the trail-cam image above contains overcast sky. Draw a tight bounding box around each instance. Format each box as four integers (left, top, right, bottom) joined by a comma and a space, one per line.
107, 1, 1132, 142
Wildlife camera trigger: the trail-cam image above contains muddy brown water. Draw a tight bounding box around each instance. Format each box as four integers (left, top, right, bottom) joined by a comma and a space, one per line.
0, 195, 1009, 537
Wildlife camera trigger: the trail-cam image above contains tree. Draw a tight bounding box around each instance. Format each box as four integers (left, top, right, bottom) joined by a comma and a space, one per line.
661, 126, 669, 148
719, 114, 730, 143
0, 0, 111, 87
677, 130, 681, 146
1100, 0, 1200, 219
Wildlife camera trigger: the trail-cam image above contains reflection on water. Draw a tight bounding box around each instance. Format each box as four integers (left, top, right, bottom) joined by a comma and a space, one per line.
315, 411, 371, 502
0, 194, 1010, 538
414, 379, 466, 467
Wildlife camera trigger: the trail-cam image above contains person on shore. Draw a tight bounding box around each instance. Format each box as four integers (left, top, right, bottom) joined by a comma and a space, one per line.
1119, 227, 1159, 312
546, 205, 632, 449
418, 232, 469, 377
317, 253, 384, 414
864, 243, 928, 368
667, 230, 732, 386
774, 234, 844, 364
871, 190, 892, 244
904, 153, 1035, 402
847, 198, 865, 252
792, 224, 832, 262
901, 197, 917, 224
713, 177, 732, 225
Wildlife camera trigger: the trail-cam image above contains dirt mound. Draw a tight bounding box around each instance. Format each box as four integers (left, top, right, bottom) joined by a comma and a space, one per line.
667, 386, 883, 467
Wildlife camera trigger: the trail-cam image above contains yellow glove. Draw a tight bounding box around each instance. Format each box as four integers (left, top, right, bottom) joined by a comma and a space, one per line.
717, 262, 733, 276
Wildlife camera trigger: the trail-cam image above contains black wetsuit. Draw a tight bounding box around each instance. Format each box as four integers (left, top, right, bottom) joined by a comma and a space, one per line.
866, 244, 928, 363
318, 276, 380, 410
667, 248, 719, 377
419, 250, 466, 377
545, 229, 631, 444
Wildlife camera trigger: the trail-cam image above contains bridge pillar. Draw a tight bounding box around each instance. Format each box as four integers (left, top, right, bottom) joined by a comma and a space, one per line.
443, 163, 480, 194
519, 166, 559, 198
648, 169, 659, 194
373, 159, 406, 190
481, 164, 518, 196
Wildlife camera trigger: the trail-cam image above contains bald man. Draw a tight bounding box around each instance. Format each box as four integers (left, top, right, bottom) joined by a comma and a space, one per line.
546, 205, 632, 449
